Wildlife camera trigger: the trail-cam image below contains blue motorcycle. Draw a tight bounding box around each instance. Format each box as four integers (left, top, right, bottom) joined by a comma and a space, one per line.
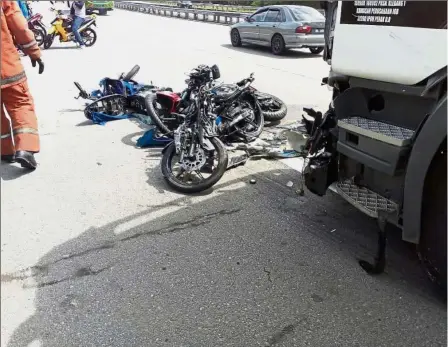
74, 65, 172, 124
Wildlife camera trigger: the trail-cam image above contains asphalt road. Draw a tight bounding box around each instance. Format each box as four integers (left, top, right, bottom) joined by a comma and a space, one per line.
1, 4, 446, 347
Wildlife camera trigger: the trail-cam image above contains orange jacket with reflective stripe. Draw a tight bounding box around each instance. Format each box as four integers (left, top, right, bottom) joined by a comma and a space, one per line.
1, 1, 41, 89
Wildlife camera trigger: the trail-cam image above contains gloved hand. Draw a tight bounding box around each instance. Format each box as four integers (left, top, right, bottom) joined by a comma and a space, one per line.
31, 58, 44, 74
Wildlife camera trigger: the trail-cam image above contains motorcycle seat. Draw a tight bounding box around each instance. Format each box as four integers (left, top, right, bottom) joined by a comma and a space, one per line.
28, 14, 42, 22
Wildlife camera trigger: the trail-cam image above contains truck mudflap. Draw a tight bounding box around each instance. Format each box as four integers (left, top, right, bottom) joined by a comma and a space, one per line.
321, 1, 338, 63
402, 94, 447, 244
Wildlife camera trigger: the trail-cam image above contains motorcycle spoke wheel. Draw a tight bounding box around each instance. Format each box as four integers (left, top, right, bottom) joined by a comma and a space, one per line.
32, 29, 45, 47
81, 28, 97, 47
161, 137, 228, 194
170, 153, 217, 185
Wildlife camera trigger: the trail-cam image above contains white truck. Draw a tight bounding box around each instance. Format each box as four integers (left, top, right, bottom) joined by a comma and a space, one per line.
304, 1, 447, 288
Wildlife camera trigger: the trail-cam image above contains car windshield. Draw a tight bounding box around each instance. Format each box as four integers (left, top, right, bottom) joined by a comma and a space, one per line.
289, 6, 325, 22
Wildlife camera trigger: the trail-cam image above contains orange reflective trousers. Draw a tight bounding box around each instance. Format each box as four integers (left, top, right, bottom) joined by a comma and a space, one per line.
1, 81, 40, 155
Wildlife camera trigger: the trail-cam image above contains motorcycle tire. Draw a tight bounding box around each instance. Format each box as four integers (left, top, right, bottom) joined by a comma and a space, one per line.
123, 65, 140, 82
81, 28, 97, 47
43, 34, 54, 49
32, 28, 45, 47
36, 22, 47, 37
144, 93, 172, 136
258, 93, 287, 122
161, 137, 229, 194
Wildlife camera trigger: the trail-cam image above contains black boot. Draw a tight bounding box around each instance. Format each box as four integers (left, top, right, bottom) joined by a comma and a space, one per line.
14, 151, 37, 170
1, 155, 15, 163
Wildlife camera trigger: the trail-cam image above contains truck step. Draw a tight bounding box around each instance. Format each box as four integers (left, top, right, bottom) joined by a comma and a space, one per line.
336, 179, 397, 218
338, 116, 415, 147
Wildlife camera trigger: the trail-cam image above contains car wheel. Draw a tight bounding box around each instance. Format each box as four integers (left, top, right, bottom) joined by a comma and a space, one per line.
271, 34, 285, 55
231, 29, 242, 47
309, 47, 324, 55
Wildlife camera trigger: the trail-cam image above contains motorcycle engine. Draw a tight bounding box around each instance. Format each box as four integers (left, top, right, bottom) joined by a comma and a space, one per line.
219, 103, 255, 132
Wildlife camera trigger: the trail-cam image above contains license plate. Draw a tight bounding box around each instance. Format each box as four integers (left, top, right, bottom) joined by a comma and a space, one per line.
316, 29, 324, 33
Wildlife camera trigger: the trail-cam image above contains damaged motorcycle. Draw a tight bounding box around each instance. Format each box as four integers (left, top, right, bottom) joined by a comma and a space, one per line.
146, 64, 267, 143
160, 76, 229, 194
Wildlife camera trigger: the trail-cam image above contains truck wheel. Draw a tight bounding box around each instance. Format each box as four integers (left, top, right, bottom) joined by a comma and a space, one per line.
419, 139, 447, 290
99, 9, 107, 15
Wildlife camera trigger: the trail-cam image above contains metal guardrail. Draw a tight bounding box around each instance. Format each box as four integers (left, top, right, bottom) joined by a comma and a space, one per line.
115, 1, 248, 24
122, 1, 325, 15
163, 1, 257, 12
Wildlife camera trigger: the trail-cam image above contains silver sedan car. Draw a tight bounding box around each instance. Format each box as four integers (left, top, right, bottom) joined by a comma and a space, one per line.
230, 5, 325, 55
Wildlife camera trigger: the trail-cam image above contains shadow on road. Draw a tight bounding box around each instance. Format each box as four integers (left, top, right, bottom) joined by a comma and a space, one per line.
221, 44, 320, 59
76, 120, 95, 126
3, 165, 446, 347
0, 163, 34, 181
44, 46, 80, 50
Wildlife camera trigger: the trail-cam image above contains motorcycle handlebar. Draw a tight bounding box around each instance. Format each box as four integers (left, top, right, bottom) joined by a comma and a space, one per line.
236, 73, 255, 88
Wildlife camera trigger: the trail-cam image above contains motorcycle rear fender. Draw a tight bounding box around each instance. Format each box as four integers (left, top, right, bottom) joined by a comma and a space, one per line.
29, 13, 43, 22
156, 91, 182, 113
79, 20, 95, 31
162, 141, 174, 154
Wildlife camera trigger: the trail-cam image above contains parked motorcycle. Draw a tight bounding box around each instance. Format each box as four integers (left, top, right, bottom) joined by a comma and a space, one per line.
146, 64, 265, 142
28, 12, 46, 47
43, 8, 97, 49
160, 74, 229, 194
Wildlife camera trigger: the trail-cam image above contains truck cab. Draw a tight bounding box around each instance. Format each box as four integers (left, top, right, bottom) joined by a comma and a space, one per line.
305, 1, 447, 288
86, 0, 114, 15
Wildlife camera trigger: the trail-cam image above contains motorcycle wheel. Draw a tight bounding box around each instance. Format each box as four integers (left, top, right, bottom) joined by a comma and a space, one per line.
161, 137, 229, 194
145, 93, 173, 136
43, 34, 54, 49
257, 93, 287, 122
81, 28, 97, 47
36, 22, 47, 37
32, 28, 45, 47
123, 65, 140, 82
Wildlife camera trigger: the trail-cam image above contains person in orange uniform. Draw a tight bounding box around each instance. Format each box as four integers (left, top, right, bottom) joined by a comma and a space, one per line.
1, 1, 44, 170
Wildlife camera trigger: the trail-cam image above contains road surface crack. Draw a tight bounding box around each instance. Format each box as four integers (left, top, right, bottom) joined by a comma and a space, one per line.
263, 267, 272, 282
1, 208, 241, 288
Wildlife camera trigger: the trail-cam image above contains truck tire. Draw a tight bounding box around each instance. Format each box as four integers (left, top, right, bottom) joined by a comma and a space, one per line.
419, 139, 447, 290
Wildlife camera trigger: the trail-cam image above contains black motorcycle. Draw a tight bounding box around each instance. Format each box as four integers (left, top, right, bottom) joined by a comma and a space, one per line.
146, 64, 265, 143
160, 80, 229, 194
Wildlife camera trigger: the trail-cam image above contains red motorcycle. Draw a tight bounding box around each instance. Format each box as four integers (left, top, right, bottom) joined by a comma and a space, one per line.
28, 12, 46, 47
17, 12, 46, 55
